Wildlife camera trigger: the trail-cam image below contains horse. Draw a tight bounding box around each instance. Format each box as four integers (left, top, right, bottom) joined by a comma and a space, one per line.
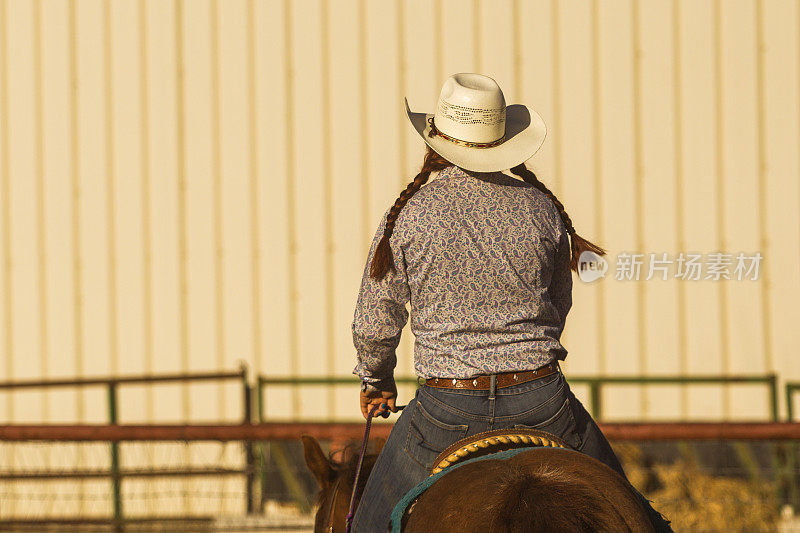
301, 430, 656, 532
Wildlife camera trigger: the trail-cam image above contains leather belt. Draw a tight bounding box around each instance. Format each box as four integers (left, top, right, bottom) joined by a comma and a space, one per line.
423, 361, 560, 391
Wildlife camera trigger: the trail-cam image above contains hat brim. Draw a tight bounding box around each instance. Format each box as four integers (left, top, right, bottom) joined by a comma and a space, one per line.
405, 98, 547, 172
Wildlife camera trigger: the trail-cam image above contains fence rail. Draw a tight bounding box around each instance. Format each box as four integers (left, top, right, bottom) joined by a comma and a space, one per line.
3, 422, 800, 441
257, 374, 781, 421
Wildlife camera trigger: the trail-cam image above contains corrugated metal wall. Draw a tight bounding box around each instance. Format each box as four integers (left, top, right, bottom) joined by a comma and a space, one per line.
1, 0, 799, 425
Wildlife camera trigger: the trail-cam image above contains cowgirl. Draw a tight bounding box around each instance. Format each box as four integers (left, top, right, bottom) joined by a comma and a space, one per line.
350, 73, 671, 532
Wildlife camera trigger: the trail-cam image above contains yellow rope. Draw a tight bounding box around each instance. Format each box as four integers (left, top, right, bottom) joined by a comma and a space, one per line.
430, 434, 565, 475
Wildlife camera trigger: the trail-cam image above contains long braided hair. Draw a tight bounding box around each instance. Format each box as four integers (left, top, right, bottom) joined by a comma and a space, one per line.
370, 147, 451, 280
369, 145, 605, 280
509, 163, 606, 272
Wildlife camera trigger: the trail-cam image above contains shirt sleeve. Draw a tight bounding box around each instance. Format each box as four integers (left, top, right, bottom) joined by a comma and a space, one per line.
550, 225, 573, 333
352, 208, 411, 393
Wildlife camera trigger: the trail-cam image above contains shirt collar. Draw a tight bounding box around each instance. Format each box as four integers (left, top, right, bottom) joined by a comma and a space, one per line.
439, 165, 483, 179
438, 165, 503, 181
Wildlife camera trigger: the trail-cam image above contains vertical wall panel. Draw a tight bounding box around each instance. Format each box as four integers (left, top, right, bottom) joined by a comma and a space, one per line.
76, 0, 111, 424
103, 1, 118, 385
218, 0, 254, 418
629, 0, 648, 416
137, 0, 154, 424
256, 0, 293, 417
680, 0, 725, 420
762, 0, 800, 394
33, 0, 47, 416
439, 0, 478, 77
402, 0, 439, 115
245, 0, 263, 401
111, 0, 145, 408
0, 0, 9, 432
596, 0, 642, 421
174, 0, 190, 425
289, 0, 327, 419
6, 0, 40, 414
638, 0, 681, 419
477, 0, 516, 100
144, 0, 181, 420
719, 1, 765, 419
669, 0, 689, 419
183, 0, 217, 420
41, 0, 76, 415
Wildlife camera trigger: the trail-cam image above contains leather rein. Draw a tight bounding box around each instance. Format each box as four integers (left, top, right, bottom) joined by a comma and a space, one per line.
322, 476, 343, 532
326, 403, 404, 533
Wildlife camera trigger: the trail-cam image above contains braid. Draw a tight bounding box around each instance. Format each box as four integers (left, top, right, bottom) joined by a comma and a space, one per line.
370, 146, 451, 280
510, 163, 606, 272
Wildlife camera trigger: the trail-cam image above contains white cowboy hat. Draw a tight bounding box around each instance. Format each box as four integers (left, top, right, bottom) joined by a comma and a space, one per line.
405, 73, 547, 172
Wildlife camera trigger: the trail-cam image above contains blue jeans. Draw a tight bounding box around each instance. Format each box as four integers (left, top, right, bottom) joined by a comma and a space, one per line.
351, 368, 672, 532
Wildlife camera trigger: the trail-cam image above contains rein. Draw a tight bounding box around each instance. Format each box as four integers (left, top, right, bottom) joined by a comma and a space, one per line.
323, 477, 343, 532
343, 403, 405, 533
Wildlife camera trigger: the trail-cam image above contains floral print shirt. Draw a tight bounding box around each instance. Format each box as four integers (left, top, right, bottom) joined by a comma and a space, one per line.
352, 165, 572, 393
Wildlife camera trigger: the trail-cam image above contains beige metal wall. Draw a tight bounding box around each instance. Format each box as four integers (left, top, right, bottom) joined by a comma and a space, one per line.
1, 0, 799, 428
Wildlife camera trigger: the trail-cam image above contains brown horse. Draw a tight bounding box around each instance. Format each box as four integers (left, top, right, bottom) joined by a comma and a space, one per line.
302, 433, 656, 532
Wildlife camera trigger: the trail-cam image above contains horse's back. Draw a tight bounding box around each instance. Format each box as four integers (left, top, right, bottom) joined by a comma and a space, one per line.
403, 447, 655, 533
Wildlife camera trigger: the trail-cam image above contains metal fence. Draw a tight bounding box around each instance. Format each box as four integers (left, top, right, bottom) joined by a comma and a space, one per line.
0, 368, 252, 529
1, 366, 799, 530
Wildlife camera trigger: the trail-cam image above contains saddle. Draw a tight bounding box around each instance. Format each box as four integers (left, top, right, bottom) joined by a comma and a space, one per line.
431, 427, 572, 474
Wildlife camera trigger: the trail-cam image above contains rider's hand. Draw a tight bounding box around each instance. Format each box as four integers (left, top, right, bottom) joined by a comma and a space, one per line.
360, 387, 398, 420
